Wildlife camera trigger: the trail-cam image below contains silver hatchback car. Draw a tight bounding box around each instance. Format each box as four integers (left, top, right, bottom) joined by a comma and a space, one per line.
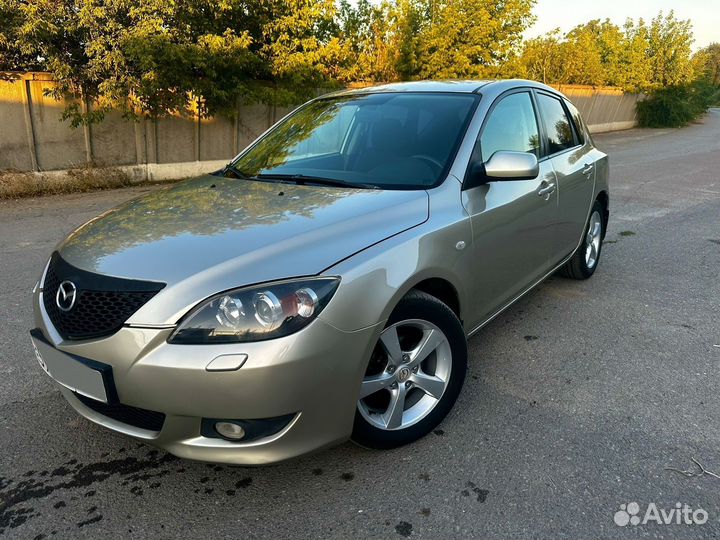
31, 80, 608, 464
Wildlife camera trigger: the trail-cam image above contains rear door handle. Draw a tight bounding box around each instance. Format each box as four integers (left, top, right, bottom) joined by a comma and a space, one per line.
537, 183, 556, 197
582, 163, 594, 175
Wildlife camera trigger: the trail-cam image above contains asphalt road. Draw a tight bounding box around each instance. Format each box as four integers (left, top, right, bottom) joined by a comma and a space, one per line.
1, 110, 720, 539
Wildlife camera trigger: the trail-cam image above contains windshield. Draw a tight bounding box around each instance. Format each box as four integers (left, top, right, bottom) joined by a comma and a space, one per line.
230, 92, 479, 190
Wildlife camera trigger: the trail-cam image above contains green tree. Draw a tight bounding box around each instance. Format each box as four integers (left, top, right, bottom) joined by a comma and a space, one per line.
613, 19, 652, 91
520, 21, 623, 87
416, 0, 536, 79
352, 0, 404, 82
646, 10, 695, 87
519, 30, 565, 84
332, 0, 426, 83
1, 0, 707, 126
694, 43, 720, 86
394, 0, 425, 80
560, 21, 609, 85
262, 0, 342, 91
591, 20, 626, 85
518, 12, 697, 92
0, 0, 340, 124
332, 0, 390, 81
0, 0, 39, 70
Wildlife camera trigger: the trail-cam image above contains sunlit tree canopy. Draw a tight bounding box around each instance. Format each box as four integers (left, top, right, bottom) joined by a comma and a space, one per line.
0, 0, 713, 125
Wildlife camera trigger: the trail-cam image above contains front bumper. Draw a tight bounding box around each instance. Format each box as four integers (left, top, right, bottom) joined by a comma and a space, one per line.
32, 290, 382, 465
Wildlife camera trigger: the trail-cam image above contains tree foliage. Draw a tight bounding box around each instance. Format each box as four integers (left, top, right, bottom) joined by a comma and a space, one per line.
0, 0, 712, 126
332, 0, 414, 82
637, 80, 720, 127
415, 0, 535, 79
330, 0, 535, 81
519, 11, 698, 92
0, 0, 342, 124
694, 43, 720, 86
646, 11, 694, 86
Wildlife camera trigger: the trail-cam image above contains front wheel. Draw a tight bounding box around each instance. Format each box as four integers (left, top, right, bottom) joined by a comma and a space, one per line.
560, 200, 605, 279
351, 290, 467, 449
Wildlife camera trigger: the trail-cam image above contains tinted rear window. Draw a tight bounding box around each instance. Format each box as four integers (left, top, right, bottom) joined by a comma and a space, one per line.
537, 93, 576, 155
564, 99, 586, 145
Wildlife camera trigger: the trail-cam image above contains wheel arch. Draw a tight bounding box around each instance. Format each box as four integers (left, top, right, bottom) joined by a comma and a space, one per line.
319, 219, 470, 333
373, 271, 466, 331
410, 278, 461, 320
596, 190, 609, 238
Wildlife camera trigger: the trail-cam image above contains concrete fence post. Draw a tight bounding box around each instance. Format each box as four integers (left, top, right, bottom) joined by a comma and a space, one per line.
80, 97, 93, 164
610, 91, 624, 127
194, 99, 201, 162
152, 119, 159, 164
21, 79, 39, 171
232, 97, 240, 156
133, 117, 145, 165
133, 116, 148, 181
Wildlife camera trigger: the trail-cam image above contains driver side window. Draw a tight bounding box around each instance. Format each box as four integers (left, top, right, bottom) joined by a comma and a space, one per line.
480, 92, 540, 162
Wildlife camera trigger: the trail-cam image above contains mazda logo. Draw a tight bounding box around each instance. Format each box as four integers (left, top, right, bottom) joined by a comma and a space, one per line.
56, 280, 77, 312
397, 367, 411, 382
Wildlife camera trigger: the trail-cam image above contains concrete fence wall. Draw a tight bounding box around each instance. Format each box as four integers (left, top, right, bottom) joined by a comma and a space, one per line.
0, 72, 297, 181
0, 73, 641, 182
552, 84, 642, 133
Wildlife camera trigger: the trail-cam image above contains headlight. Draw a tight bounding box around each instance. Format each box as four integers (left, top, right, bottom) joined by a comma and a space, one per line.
168, 277, 340, 344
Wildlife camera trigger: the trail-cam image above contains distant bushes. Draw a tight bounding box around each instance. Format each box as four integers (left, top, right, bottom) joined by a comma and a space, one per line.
637, 81, 720, 127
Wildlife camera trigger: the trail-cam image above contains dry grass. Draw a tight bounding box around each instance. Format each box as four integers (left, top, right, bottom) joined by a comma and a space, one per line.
0, 166, 179, 199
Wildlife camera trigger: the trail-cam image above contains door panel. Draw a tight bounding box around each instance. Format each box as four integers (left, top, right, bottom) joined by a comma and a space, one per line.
461, 161, 558, 329
550, 145, 596, 255
460, 90, 559, 329
535, 93, 596, 257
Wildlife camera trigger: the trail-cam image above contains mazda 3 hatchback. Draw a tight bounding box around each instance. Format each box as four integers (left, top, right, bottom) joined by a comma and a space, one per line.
30, 80, 609, 464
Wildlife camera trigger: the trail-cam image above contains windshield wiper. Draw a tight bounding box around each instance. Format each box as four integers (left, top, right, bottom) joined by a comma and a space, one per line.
222, 163, 251, 179
221, 168, 378, 190
256, 173, 378, 190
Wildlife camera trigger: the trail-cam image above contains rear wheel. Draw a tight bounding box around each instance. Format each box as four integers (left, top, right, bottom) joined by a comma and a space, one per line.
560, 200, 605, 279
351, 290, 467, 449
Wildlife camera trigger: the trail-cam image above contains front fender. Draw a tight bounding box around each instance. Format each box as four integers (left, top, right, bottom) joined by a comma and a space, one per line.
319, 214, 472, 333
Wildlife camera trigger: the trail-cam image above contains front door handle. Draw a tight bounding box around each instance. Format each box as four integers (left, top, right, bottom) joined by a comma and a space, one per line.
582, 163, 594, 175
537, 183, 556, 198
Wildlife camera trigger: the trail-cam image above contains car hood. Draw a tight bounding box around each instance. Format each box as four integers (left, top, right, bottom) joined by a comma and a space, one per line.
58, 175, 429, 324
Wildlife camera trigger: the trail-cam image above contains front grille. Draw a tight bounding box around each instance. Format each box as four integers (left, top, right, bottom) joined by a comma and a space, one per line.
74, 392, 166, 432
42, 252, 165, 341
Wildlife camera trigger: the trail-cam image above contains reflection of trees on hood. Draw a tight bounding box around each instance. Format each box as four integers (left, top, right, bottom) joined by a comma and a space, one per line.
63, 175, 357, 265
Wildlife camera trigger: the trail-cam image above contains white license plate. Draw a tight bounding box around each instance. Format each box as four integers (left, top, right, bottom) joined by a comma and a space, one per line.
30, 333, 109, 403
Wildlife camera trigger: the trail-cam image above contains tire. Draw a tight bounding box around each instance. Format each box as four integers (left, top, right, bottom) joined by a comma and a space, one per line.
559, 200, 605, 280
351, 290, 467, 449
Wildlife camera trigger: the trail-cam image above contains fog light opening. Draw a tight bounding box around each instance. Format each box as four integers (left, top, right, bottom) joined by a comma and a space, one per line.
214, 421, 246, 441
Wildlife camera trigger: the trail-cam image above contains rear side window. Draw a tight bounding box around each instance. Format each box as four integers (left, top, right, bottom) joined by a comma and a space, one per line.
564, 99, 585, 145
479, 92, 540, 162
537, 93, 576, 155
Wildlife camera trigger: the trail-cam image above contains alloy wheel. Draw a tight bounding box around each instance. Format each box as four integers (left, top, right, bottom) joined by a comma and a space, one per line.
585, 210, 602, 268
358, 319, 452, 431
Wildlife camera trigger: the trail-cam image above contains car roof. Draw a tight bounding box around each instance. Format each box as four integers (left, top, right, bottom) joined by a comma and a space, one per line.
322, 79, 561, 99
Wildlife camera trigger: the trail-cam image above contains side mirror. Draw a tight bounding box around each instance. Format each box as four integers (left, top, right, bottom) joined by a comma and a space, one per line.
464, 151, 540, 189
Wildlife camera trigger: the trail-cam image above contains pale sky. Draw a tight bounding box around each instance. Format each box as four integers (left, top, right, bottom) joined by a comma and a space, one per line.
525, 0, 720, 50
